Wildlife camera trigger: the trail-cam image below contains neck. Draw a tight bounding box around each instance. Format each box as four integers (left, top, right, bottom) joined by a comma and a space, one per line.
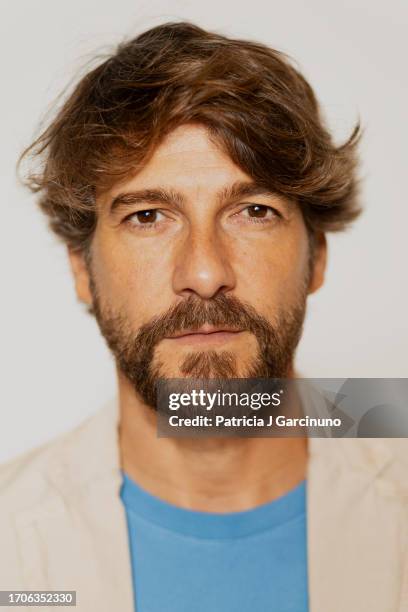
118, 370, 307, 513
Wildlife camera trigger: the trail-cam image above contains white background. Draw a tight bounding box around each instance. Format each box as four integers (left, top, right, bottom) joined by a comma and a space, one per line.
1, 0, 407, 462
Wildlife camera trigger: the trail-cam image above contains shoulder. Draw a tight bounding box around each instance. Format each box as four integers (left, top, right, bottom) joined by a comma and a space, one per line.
0, 402, 118, 517
380, 439, 408, 495
310, 437, 408, 498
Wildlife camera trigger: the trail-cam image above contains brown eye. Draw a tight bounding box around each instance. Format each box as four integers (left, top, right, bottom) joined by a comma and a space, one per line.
135, 209, 157, 223
247, 205, 269, 218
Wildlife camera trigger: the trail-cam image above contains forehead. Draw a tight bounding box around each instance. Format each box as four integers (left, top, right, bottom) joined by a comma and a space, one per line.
107, 124, 251, 200
153, 123, 221, 157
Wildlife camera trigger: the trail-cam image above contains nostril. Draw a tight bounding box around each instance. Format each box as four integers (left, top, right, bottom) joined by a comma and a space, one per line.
172, 251, 236, 300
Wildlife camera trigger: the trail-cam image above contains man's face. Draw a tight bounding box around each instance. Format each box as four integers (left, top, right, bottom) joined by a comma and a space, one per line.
70, 124, 326, 407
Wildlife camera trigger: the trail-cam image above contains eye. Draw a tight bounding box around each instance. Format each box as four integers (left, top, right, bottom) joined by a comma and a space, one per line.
125, 209, 165, 226
240, 204, 281, 221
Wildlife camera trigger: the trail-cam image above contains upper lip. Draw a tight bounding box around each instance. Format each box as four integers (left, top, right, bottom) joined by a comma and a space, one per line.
167, 325, 243, 339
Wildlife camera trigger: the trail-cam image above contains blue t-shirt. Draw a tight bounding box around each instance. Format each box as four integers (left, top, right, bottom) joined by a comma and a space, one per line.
120, 472, 308, 612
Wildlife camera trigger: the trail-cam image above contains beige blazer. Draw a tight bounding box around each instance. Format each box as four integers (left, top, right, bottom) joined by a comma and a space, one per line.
1, 400, 407, 611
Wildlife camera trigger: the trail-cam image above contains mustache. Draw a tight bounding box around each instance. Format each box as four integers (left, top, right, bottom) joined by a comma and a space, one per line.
134, 293, 276, 349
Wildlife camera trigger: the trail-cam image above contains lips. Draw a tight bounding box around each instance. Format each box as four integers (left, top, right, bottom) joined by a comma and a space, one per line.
163, 326, 245, 346
167, 325, 242, 339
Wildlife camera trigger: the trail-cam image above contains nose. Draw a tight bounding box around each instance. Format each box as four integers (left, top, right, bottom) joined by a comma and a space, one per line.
172, 226, 236, 299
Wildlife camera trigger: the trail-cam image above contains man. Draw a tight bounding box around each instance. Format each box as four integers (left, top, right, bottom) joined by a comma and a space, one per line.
1, 22, 407, 612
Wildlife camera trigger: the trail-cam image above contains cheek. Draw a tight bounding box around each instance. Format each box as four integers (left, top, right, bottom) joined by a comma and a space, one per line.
90, 229, 173, 318
230, 224, 310, 315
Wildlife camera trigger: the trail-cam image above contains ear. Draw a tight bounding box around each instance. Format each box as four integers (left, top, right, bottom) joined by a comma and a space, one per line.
67, 247, 93, 306
308, 232, 327, 294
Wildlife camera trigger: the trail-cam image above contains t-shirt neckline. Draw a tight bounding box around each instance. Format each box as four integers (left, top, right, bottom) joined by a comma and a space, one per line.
120, 471, 306, 540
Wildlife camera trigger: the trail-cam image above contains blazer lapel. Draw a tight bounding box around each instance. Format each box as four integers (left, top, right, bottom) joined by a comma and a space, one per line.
307, 437, 407, 612
14, 401, 135, 612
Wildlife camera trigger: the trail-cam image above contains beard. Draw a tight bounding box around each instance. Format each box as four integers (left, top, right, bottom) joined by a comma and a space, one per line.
88, 273, 308, 409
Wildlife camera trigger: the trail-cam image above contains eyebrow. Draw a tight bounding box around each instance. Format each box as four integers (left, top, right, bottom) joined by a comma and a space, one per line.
109, 188, 185, 213
109, 181, 287, 214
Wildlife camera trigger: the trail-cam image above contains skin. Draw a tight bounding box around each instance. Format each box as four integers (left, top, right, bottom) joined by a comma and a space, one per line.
69, 124, 327, 512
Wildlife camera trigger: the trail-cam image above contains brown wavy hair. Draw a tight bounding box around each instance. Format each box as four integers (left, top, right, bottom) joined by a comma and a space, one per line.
19, 21, 362, 252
